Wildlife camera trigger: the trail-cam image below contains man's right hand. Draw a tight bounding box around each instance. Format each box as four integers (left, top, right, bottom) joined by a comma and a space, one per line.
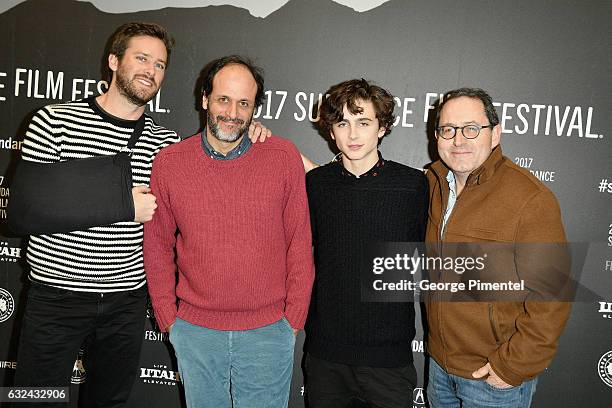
133, 185, 157, 223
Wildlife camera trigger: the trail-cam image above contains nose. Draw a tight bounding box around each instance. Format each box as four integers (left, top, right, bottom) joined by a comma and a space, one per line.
227, 102, 238, 119
453, 130, 466, 147
348, 125, 359, 140
143, 60, 155, 77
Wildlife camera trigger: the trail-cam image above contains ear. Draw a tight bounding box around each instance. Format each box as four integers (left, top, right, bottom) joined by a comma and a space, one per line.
108, 54, 119, 73
329, 129, 335, 140
377, 127, 386, 139
491, 124, 501, 148
202, 94, 208, 110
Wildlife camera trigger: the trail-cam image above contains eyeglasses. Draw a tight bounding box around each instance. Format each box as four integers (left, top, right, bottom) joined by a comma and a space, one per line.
435, 124, 494, 140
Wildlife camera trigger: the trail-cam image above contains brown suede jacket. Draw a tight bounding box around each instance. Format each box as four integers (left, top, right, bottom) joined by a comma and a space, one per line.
425, 145, 572, 386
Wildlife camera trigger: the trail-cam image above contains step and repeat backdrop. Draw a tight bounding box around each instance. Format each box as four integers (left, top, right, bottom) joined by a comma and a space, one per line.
0, 0, 610, 407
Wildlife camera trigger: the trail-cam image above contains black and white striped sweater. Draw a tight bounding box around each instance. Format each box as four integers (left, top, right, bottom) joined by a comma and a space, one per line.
20, 97, 180, 292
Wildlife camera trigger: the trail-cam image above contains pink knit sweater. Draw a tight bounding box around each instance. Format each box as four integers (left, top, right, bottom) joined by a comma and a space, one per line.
144, 134, 314, 332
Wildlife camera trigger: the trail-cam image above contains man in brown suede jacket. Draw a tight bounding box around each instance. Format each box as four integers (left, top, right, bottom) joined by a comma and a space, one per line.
425, 87, 571, 408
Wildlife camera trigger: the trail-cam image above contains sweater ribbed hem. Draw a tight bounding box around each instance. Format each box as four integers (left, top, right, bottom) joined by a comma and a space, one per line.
306, 338, 414, 368
153, 305, 178, 333
284, 305, 309, 329
177, 301, 286, 331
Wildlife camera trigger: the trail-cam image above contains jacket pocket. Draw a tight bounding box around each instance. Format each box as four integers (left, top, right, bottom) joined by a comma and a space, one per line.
488, 304, 502, 344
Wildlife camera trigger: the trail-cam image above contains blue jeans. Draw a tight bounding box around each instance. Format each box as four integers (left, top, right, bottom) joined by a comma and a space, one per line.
427, 358, 537, 408
169, 317, 296, 408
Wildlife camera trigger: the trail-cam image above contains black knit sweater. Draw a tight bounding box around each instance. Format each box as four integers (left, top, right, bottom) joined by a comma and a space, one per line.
304, 159, 428, 367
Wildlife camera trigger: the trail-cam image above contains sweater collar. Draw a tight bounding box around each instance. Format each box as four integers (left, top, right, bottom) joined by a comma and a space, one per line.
88, 96, 143, 128
430, 145, 504, 186
201, 131, 252, 160
336, 151, 386, 179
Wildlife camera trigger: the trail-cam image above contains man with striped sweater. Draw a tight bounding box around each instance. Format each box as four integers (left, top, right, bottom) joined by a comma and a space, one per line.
11, 22, 179, 407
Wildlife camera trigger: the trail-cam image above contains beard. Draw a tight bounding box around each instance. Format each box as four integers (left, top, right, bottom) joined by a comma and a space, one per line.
115, 66, 158, 106
207, 113, 251, 143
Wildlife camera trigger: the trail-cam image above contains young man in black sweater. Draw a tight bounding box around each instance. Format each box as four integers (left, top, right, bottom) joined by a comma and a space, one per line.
304, 79, 429, 408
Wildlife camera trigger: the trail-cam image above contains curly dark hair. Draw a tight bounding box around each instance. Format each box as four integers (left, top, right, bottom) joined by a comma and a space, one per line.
109, 22, 175, 63
318, 78, 395, 136
436, 87, 500, 127
200, 55, 265, 108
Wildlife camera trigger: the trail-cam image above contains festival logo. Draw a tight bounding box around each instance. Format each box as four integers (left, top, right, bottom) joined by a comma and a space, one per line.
598, 350, 612, 388
0, 287, 15, 323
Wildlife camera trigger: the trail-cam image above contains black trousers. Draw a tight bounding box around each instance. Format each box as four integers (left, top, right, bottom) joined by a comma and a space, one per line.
305, 353, 417, 408
13, 282, 148, 408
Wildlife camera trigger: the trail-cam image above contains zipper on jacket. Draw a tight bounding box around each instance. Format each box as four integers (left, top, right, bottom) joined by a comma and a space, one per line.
436, 178, 446, 246
488, 304, 501, 344
433, 169, 469, 366
435, 176, 449, 365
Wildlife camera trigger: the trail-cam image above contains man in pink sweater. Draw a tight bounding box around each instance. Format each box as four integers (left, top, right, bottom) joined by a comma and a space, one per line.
143, 55, 314, 407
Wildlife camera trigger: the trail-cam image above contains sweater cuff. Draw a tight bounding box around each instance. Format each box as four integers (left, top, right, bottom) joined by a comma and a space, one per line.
284, 306, 309, 330
488, 349, 526, 387
153, 305, 178, 333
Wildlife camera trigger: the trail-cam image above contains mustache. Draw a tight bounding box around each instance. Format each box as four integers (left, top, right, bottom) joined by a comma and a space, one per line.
217, 115, 245, 125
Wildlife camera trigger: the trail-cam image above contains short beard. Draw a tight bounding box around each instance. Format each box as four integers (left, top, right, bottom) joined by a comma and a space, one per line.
207, 113, 250, 143
115, 68, 157, 107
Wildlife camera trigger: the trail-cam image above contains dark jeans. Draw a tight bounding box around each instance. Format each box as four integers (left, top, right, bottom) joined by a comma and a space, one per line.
305, 353, 417, 408
13, 282, 148, 408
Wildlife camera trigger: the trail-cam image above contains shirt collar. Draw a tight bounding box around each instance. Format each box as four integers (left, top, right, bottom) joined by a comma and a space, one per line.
446, 170, 457, 195
338, 151, 386, 178
430, 145, 504, 186
201, 131, 252, 160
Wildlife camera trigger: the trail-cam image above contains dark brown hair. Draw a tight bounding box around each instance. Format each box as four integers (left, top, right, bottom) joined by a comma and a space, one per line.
318, 78, 395, 136
200, 55, 265, 108
436, 87, 500, 127
109, 22, 175, 63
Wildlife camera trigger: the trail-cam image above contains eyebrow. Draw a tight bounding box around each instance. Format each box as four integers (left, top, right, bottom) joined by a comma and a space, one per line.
135, 51, 167, 65
216, 95, 253, 103
439, 120, 479, 126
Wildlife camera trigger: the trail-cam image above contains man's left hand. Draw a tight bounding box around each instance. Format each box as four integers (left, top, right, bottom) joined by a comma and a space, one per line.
248, 121, 271, 143
293, 328, 299, 337
472, 363, 512, 389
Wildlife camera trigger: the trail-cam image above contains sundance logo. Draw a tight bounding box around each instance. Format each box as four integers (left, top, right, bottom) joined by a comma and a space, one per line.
144, 330, 169, 342
0, 137, 23, 150
140, 364, 181, 386
412, 340, 424, 353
